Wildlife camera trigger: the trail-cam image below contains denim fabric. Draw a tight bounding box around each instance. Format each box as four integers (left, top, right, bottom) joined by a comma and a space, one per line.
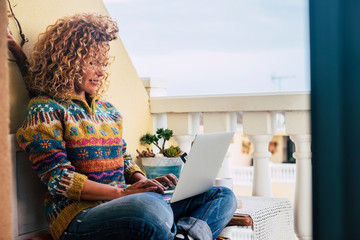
171, 186, 237, 239
60, 186, 236, 240
60, 193, 175, 240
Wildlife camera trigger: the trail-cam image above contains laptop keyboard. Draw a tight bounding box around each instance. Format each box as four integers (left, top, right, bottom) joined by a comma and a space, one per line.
163, 190, 175, 203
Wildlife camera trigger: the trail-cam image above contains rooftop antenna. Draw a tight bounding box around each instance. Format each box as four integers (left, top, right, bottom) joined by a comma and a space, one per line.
271, 73, 296, 92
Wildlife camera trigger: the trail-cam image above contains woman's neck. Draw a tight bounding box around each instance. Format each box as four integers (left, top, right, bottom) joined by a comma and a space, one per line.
72, 91, 92, 106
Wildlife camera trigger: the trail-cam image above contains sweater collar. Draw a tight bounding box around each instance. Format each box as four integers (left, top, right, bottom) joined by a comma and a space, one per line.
70, 94, 100, 114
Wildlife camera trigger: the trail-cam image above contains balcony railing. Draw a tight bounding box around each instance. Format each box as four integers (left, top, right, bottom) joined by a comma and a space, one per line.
144, 79, 311, 240
233, 163, 297, 186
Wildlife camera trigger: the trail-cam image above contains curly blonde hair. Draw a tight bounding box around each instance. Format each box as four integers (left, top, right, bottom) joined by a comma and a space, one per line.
26, 13, 119, 101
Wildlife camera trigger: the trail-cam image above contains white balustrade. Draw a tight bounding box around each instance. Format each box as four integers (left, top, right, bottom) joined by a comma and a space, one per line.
141, 77, 168, 97
286, 111, 312, 240
243, 112, 275, 197
167, 112, 200, 154
232, 163, 297, 186
144, 78, 311, 239
233, 166, 254, 186
270, 163, 297, 183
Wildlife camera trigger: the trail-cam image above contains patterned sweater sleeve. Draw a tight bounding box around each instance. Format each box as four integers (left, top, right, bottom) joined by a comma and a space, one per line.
16, 98, 87, 200
122, 139, 145, 182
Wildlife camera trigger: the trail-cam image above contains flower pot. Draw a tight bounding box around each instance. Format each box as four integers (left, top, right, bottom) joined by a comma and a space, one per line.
142, 157, 184, 179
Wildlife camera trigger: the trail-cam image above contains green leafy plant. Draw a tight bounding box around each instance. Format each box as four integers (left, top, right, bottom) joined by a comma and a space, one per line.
163, 145, 182, 157
138, 128, 182, 157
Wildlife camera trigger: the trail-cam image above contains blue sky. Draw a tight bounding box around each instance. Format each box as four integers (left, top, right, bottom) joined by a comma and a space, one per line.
104, 0, 310, 96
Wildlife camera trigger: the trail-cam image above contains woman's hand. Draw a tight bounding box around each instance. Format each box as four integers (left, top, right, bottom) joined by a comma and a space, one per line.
81, 178, 166, 200
120, 174, 178, 197
154, 173, 178, 188
81, 174, 178, 201
7, 27, 17, 47
122, 179, 167, 196
121, 173, 179, 197
7, 27, 29, 78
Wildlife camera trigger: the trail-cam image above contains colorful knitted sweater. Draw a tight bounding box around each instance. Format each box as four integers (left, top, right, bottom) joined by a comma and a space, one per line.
16, 95, 144, 240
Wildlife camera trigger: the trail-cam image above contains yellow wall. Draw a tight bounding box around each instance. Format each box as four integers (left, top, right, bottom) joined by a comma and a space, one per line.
1, 0, 12, 238
7, 0, 153, 163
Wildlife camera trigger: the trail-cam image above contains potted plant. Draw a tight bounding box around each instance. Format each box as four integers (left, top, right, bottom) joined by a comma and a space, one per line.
137, 128, 184, 179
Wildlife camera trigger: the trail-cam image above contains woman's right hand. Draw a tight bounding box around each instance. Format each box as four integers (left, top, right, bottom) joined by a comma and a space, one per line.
120, 179, 167, 197
82, 178, 166, 201
7, 26, 29, 78
7, 27, 17, 48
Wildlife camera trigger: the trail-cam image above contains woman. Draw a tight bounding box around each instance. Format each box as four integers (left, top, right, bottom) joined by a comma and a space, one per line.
13, 13, 237, 240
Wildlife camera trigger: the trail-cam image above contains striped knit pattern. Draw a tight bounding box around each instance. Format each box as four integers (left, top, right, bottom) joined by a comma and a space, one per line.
16, 95, 144, 240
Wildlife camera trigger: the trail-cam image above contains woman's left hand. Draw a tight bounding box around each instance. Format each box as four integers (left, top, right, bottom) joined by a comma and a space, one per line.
124, 178, 167, 195
154, 173, 178, 188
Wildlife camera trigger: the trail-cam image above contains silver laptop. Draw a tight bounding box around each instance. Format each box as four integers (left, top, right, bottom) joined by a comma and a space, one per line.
164, 131, 234, 203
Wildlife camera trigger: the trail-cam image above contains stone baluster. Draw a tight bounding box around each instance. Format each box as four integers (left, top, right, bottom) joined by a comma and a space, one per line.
285, 111, 312, 240
202, 112, 237, 178
167, 113, 201, 154
243, 111, 275, 197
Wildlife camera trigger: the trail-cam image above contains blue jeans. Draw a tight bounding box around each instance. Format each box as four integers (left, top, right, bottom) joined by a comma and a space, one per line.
60, 186, 237, 240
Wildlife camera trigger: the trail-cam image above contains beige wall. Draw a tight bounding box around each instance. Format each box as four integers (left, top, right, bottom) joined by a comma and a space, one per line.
1, 0, 12, 238
7, 0, 153, 163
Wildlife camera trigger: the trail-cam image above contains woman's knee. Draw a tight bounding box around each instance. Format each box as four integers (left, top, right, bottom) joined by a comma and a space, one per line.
83, 192, 175, 239
128, 192, 173, 215
123, 193, 175, 238
213, 186, 237, 212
